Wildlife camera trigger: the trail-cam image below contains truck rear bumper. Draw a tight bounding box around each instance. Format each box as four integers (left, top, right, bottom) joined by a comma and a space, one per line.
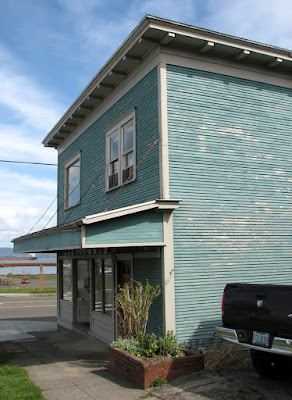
217, 327, 292, 356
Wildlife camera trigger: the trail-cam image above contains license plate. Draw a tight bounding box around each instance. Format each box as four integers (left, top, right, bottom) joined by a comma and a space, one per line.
252, 331, 270, 348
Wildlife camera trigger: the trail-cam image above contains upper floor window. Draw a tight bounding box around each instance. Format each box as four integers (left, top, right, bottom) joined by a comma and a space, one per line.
65, 153, 80, 208
106, 110, 136, 190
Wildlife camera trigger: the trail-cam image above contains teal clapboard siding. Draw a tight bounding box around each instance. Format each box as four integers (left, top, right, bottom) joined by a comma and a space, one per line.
134, 256, 163, 336
14, 230, 81, 253
167, 64, 292, 348
58, 68, 159, 226
85, 211, 163, 245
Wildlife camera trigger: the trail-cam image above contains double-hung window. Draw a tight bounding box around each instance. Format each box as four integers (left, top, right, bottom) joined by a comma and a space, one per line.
65, 153, 80, 208
106, 109, 135, 190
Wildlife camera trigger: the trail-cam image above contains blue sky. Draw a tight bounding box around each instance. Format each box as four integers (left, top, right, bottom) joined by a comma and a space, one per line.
1, 0, 291, 248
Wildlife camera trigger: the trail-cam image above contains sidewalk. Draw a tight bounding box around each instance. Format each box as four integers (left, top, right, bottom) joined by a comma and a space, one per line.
0, 328, 146, 400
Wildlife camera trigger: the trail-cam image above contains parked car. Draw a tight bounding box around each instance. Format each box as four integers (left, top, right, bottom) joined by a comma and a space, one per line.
21, 278, 30, 284
217, 283, 292, 379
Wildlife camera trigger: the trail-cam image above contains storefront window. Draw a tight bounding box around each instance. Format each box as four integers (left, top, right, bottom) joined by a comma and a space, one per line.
62, 259, 72, 301
94, 258, 113, 315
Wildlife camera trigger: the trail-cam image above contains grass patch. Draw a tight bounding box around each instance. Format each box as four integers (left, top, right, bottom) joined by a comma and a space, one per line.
151, 378, 168, 387
139, 393, 156, 399
0, 350, 10, 364
0, 288, 56, 294
204, 343, 251, 370
0, 365, 45, 400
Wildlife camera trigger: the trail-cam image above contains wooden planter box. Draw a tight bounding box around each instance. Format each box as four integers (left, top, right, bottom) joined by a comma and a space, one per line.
108, 346, 204, 389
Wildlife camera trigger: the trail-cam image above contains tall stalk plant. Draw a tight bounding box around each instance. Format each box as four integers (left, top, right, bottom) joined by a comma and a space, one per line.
116, 280, 161, 339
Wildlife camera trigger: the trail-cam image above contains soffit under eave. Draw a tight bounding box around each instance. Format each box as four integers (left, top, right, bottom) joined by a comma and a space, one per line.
44, 18, 292, 149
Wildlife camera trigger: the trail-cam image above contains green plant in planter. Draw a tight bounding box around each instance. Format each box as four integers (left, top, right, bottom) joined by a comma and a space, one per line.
157, 330, 184, 357
112, 331, 185, 359
111, 337, 141, 354
115, 280, 161, 339
137, 332, 159, 357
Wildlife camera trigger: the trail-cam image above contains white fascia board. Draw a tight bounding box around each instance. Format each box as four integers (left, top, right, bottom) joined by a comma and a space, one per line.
82, 242, 165, 249
42, 19, 150, 147
148, 21, 292, 61
82, 199, 180, 225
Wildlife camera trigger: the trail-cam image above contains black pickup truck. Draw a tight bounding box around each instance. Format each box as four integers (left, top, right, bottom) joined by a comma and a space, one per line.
217, 283, 292, 379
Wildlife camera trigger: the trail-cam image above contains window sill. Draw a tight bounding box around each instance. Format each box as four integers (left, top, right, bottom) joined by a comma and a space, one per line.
105, 177, 136, 193
64, 201, 81, 211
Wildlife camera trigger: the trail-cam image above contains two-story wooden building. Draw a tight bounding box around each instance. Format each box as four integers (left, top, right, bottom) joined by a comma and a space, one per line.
13, 16, 292, 348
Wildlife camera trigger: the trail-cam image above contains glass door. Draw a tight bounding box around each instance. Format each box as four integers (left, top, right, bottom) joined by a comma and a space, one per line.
75, 260, 90, 325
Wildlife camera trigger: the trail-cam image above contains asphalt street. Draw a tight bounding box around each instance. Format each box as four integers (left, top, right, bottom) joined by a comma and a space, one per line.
0, 294, 57, 320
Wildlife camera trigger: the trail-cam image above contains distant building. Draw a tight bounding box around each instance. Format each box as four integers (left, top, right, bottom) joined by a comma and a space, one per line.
13, 16, 292, 347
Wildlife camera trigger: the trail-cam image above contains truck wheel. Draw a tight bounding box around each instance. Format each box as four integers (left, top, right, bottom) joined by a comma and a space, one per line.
250, 350, 292, 380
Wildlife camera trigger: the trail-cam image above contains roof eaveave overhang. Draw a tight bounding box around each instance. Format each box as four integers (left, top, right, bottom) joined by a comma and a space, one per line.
43, 15, 292, 149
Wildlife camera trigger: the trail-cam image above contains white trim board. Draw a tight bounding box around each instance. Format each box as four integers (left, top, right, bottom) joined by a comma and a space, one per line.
158, 62, 170, 200
82, 199, 180, 225
160, 48, 292, 90
82, 242, 165, 249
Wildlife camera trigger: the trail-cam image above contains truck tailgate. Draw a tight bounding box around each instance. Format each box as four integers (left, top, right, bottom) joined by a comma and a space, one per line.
223, 283, 292, 339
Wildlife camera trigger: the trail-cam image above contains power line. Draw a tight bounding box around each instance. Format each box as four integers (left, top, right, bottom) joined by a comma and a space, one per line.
27, 196, 58, 234
0, 159, 57, 166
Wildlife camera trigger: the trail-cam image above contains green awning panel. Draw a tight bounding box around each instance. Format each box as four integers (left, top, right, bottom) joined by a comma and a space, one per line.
85, 210, 164, 246
14, 230, 81, 253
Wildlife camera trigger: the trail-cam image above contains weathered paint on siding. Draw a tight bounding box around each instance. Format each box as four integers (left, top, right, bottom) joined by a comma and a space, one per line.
58, 68, 159, 225
134, 256, 163, 336
85, 211, 163, 245
14, 230, 81, 253
167, 64, 292, 348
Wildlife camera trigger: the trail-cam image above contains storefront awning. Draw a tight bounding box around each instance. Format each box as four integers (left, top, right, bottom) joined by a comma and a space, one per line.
13, 199, 179, 253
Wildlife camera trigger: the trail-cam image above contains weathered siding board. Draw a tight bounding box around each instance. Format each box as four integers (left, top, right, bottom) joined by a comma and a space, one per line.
85, 211, 163, 245
58, 68, 159, 225
134, 256, 163, 336
167, 65, 292, 348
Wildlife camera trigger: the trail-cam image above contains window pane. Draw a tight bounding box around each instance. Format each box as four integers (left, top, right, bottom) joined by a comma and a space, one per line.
110, 160, 119, 174
68, 159, 80, 207
95, 260, 102, 312
62, 259, 72, 301
104, 259, 113, 315
123, 121, 133, 153
110, 132, 119, 160
77, 260, 90, 302
124, 151, 133, 169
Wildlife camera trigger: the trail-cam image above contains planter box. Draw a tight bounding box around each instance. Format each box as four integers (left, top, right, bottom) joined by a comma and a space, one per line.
108, 346, 204, 389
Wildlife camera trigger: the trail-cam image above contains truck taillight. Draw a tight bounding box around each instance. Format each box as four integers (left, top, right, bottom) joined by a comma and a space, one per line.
222, 289, 226, 318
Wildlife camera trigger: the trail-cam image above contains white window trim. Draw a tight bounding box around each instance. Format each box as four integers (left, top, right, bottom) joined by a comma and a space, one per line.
64, 152, 81, 210
106, 109, 136, 191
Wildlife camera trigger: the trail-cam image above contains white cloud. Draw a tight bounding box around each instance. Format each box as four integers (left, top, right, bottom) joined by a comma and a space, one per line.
0, 124, 57, 164
203, 0, 292, 49
0, 49, 64, 131
0, 168, 57, 245
0, 44, 62, 246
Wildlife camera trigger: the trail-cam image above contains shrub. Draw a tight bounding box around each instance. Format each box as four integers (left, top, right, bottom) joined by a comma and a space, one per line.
112, 331, 184, 359
115, 280, 161, 339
